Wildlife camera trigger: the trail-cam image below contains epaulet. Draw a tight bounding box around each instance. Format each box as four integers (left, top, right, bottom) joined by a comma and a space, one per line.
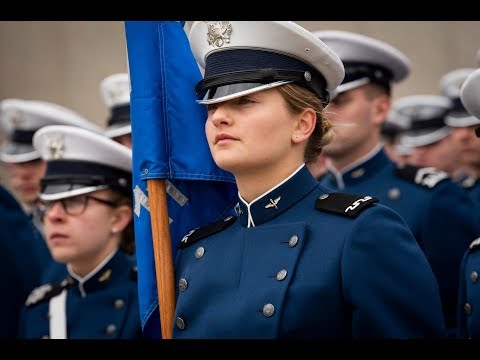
25, 277, 72, 308
315, 193, 379, 218
395, 164, 449, 189
178, 216, 237, 249
469, 238, 480, 253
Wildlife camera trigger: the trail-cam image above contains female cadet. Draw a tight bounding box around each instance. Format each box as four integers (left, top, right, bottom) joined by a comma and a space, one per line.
171, 21, 446, 339
18, 125, 142, 339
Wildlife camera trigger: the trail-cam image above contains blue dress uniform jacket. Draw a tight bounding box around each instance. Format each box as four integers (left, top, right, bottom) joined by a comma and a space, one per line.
320, 147, 480, 336
456, 175, 480, 215
457, 238, 480, 338
18, 250, 142, 339
0, 185, 53, 338
173, 165, 446, 339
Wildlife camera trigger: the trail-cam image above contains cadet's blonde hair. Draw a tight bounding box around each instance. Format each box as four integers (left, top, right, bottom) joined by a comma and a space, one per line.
277, 84, 334, 163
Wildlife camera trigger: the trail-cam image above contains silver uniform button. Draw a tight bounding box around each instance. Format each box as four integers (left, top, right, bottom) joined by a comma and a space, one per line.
106, 324, 117, 335
176, 317, 186, 330
179, 278, 188, 292
471, 271, 478, 283
465, 303, 472, 316
388, 188, 401, 200
318, 194, 329, 200
195, 247, 205, 259
114, 299, 125, 310
276, 269, 287, 281
289, 235, 298, 247
263, 303, 275, 317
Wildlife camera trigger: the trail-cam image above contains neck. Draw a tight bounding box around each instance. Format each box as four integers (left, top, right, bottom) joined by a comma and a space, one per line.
236, 162, 304, 203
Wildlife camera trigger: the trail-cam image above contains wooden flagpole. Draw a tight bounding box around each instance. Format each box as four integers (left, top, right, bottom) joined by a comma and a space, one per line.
147, 178, 175, 339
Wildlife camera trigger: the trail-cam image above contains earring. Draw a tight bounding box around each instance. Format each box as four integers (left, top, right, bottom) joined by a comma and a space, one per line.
295, 135, 300, 139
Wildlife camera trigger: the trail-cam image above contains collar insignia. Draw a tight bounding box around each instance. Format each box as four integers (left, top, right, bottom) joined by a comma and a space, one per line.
265, 196, 281, 209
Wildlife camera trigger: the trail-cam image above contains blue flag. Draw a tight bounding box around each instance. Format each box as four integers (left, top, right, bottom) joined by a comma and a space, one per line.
125, 21, 238, 338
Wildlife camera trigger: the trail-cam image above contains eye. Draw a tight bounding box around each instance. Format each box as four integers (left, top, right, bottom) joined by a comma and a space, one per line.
206, 103, 218, 112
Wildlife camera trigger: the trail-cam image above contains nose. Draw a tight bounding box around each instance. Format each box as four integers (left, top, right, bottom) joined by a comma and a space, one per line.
44, 201, 66, 220
209, 103, 232, 127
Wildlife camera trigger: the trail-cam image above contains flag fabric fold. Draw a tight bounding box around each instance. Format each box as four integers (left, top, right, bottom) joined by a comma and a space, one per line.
125, 21, 238, 338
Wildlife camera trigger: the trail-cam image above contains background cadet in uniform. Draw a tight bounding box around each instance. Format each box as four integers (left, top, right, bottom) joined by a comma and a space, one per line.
0, 183, 54, 338
457, 68, 480, 339
439, 68, 480, 207
0, 99, 104, 234
172, 21, 445, 339
100, 73, 132, 148
18, 125, 141, 339
391, 94, 463, 178
314, 29, 480, 337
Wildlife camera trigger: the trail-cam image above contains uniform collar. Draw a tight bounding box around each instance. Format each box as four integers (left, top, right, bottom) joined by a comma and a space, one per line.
67, 249, 124, 297
326, 145, 390, 189
237, 164, 318, 228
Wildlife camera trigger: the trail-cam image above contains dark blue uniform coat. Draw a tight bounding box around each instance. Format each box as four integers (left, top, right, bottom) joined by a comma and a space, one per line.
0, 185, 52, 338
173, 165, 446, 339
18, 249, 142, 339
320, 147, 480, 335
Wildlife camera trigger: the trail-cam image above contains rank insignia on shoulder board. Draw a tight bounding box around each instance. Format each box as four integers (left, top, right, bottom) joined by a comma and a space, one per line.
469, 237, 480, 252
395, 164, 449, 189
178, 216, 237, 249
25, 278, 72, 308
316, 193, 379, 218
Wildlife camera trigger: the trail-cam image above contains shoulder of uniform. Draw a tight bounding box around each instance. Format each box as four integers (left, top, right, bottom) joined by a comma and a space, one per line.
25, 277, 72, 308
178, 216, 237, 249
469, 238, 480, 253
315, 192, 379, 218
394, 164, 449, 189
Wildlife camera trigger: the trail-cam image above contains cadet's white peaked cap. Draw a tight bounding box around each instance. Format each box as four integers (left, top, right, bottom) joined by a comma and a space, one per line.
439, 68, 480, 127
314, 30, 410, 96
392, 95, 452, 148
33, 125, 132, 201
461, 68, 480, 120
0, 99, 102, 163
100, 73, 131, 139
189, 21, 345, 105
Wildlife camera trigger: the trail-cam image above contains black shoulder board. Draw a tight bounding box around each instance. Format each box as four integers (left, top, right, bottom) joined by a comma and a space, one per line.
316, 193, 379, 218
395, 164, 449, 189
178, 216, 237, 249
25, 277, 72, 308
469, 238, 480, 253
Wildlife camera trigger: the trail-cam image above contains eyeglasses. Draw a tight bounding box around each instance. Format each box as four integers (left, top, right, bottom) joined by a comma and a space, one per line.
37, 194, 118, 218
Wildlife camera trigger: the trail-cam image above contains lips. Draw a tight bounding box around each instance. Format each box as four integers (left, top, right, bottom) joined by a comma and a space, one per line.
215, 133, 235, 144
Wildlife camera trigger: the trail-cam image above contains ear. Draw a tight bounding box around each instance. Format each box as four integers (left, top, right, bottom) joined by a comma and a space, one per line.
372, 95, 391, 127
292, 108, 316, 143
110, 205, 133, 233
